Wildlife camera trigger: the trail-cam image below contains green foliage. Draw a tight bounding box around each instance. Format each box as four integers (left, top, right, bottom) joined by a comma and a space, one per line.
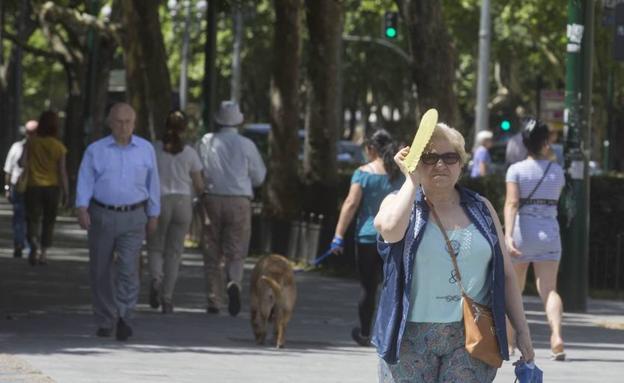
443, 0, 566, 124
341, 0, 414, 140
21, 30, 67, 122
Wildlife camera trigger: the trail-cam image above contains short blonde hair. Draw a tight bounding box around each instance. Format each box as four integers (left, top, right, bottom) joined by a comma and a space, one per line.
426, 123, 469, 165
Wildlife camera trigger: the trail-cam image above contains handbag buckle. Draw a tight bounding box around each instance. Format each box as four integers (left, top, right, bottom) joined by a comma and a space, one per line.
472, 303, 482, 322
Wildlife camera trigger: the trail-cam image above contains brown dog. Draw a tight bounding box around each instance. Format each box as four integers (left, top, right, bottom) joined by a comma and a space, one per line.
249, 254, 297, 348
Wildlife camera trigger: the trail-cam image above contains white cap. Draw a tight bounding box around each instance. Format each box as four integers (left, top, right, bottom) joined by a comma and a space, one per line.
476, 130, 493, 144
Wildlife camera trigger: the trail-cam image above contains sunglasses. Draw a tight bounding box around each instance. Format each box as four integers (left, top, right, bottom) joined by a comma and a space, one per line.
421, 152, 461, 165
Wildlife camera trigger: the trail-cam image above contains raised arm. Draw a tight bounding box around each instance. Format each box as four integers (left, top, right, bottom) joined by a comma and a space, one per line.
374, 146, 419, 243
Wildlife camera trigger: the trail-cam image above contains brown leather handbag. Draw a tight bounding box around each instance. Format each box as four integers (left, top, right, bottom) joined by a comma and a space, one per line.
428, 199, 503, 368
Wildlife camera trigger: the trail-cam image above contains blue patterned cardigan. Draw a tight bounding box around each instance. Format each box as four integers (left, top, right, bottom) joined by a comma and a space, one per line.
372, 186, 510, 364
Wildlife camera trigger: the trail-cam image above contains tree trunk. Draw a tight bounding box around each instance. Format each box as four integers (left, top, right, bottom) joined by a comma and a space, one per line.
63, 62, 87, 194
397, 0, 460, 128
120, 0, 172, 140
0, 51, 20, 157
88, 34, 116, 142
267, 0, 303, 221
0, 3, 36, 160
303, 0, 342, 218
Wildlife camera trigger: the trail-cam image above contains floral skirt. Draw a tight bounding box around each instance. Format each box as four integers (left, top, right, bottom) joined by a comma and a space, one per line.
378, 321, 497, 383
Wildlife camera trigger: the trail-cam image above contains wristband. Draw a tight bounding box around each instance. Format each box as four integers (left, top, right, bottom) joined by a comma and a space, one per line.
330, 235, 344, 248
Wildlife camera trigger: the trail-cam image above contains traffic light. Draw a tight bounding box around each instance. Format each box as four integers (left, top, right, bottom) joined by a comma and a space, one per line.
500, 119, 511, 131
384, 11, 398, 39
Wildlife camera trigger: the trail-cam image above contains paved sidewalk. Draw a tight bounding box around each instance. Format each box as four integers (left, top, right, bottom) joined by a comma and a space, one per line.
1, 201, 623, 382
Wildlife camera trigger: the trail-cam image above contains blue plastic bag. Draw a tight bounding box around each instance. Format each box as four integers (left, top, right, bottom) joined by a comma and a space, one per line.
514, 360, 543, 383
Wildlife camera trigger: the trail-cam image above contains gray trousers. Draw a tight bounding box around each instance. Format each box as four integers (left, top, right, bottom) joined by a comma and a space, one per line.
200, 195, 251, 308
147, 194, 193, 304
88, 203, 147, 328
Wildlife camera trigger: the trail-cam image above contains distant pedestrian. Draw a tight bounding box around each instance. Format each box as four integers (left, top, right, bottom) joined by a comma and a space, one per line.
76, 103, 160, 341
23, 111, 69, 266
3, 120, 37, 258
470, 130, 494, 178
328, 129, 403, 347
504, 117, 566, 361
147, 110, 204, 314
505, 131, 528, 167
196, 101, 266, 316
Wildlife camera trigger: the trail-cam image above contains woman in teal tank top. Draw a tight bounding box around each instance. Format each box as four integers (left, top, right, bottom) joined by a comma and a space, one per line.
329, 129, 403, 346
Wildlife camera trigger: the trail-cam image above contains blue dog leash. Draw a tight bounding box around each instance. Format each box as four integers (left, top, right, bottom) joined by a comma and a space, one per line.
294, 248, 337, 273
294, 235, 343, 273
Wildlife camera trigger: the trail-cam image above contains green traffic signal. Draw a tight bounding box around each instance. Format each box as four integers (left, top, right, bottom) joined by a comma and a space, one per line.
385, 27, 397, 38
500, 120, 511, 131
384, 11, 398, 40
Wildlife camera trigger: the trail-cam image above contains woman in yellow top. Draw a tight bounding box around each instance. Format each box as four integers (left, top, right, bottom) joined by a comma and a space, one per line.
24, 110, 69, 265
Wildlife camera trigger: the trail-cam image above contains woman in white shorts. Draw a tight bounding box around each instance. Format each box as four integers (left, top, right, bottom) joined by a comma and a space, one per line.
504, 117, 566, 361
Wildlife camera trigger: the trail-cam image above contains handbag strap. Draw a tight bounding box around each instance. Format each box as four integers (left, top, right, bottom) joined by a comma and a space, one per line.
425, 197, 467, 296
518, 161, 553, 209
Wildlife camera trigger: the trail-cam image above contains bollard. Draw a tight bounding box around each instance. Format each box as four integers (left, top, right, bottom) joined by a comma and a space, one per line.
258, 215, 272, 254
286, 219, 301, 260
296, 214, 309, 264
306, 213, 321, 264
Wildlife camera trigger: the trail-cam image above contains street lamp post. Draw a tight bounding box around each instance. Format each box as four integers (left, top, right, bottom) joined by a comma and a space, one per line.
474, 0, 492, 144
231, 4, 243, 103
179, 0, 192, 110
202, 0, 217, 133
560, 0, 594, 313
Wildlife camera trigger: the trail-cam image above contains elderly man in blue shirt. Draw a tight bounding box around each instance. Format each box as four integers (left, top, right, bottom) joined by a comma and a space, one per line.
196, 101, 266, 316
76, 102, 160, 341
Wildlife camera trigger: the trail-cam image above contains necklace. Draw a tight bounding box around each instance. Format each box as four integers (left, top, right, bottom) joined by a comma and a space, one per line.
446, 225, 473, 258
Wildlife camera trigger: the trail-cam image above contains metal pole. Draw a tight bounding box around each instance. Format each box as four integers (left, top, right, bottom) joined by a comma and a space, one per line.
230, 5, 243, 103
560, 0, 592, 313
202, 0, 217, 132
474, 0, 492, 143
179, 0, 191, 110
605, 68, 613, 171
14, 0, 27, 136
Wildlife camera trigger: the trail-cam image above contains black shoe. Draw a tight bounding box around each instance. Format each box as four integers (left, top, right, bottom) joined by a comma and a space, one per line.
149, 280, 160, 309
116, 318, 133, 341
96, 328, 112, 337
351, 327, 372, 347
162, 302, 173, 314
206, 306, 219, 314
13, 247, 23, 258
227, 283, 241, 317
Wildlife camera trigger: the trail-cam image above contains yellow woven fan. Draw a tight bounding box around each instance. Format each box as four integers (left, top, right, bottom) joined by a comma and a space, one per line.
403, 108, 438, 173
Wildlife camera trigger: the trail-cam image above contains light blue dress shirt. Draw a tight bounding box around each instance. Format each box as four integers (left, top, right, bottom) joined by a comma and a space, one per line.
76, 135, 161, 217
